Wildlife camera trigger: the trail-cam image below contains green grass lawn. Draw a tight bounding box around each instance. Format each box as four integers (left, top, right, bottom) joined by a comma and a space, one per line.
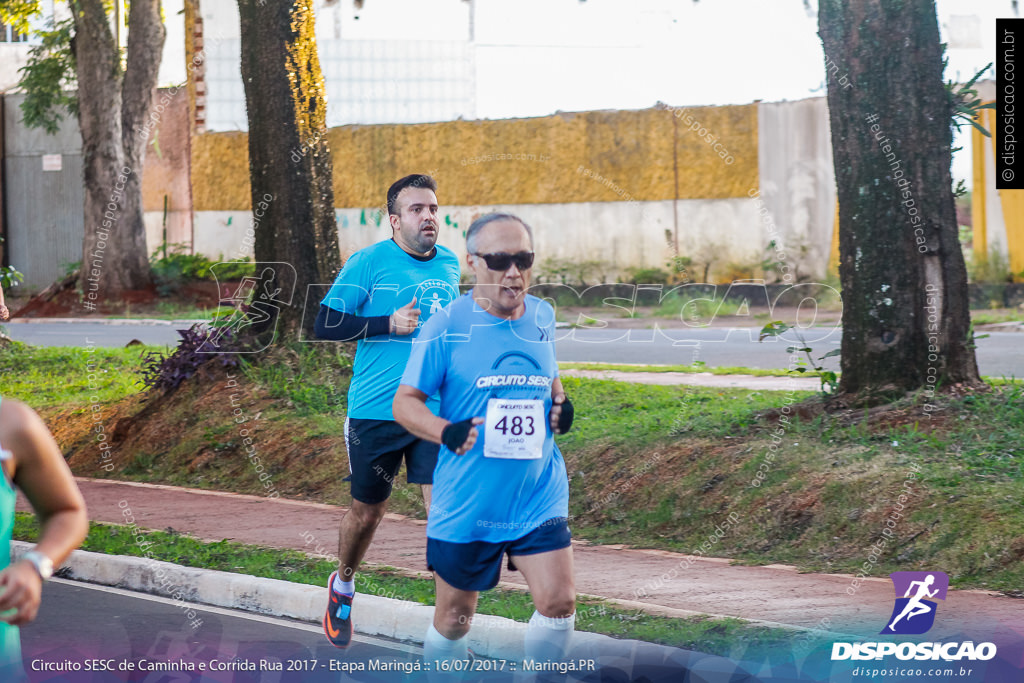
559, 361, 793, 377
0, 343, 150, 408
653, 293, 743, 321
970, 310, 1024, 325
3, 341, 1023, 594
103, 302, 231, 321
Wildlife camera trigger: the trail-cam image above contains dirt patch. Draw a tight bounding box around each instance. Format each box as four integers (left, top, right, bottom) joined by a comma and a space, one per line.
12, 277, 239, 319
47, 364, 348, 501
754, 391, 977, 434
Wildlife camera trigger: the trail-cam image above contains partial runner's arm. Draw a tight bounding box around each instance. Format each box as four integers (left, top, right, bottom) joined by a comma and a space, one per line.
314, 304, 390, 341
549, 377, 574, 434
317, 250, 421, 340
315, 297, 425, 340
393, 385, 481, 455
0, 400, 88, 624
551, 377, 565, 404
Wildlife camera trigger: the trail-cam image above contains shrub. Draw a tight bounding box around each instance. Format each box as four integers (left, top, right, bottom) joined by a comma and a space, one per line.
969, 246, 1016, 284
150, 245, 255, 296
0, 266, 24, 291
139, 324, 241, 394
624, 267, 670, 286
536, 258, 613, 286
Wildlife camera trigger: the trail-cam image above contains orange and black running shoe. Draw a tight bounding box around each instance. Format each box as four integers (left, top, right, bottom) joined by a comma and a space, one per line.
322, 571, 354, 648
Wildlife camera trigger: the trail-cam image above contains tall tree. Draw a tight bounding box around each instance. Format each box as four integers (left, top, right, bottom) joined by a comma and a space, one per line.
818, 0, 983, 399
236, 0, 341, 338
3, 0, 166, 299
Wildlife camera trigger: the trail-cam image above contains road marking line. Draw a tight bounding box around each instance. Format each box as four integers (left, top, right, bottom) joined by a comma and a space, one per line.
49, 578, 423, 656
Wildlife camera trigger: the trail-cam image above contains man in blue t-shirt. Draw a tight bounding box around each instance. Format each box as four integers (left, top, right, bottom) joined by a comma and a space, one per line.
394, 213, 577, 667
315, 174, 460, 648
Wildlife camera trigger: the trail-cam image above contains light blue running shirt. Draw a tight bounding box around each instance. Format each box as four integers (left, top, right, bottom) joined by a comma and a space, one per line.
322, 240, 460, 420
401, 293, 569, 543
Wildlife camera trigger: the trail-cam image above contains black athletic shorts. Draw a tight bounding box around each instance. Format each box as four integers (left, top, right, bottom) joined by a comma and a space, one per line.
345, 417, 439, 504
426, 517, 572, 592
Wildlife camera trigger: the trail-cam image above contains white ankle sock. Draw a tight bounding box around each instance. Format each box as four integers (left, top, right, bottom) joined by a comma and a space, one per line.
524, 610, 575, 663
332, 574, 355, 596
423, 623, 468, 662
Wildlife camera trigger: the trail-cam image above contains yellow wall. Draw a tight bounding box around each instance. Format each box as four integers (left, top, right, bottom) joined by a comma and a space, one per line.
189, 104, 758, 211
674, 104, 758, 198
190, 132, 250, 211
1003, 191, 1024, 277
972, 105, 1024, 279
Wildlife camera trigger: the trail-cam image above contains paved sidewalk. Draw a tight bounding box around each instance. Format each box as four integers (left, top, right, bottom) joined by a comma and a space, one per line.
559, 369, 819, 390
20, 478, 1023, 646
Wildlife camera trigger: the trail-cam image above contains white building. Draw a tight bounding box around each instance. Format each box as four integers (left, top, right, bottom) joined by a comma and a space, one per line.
0, 1, 185, 94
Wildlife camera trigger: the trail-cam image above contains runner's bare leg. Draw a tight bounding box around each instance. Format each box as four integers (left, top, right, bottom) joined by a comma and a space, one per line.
337, 499, 387, 581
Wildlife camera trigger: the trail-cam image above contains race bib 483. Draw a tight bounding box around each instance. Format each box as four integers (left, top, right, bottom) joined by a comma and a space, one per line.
483, 398, 545, 459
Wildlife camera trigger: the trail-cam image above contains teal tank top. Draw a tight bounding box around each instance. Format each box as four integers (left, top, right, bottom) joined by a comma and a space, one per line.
0, 396, 23, 672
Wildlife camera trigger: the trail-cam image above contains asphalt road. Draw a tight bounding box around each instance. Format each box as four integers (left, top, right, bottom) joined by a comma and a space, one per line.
3, 321, 1021, 378
555, 326, 844, 371
15, 581, 720, 683
18, 579, 453, 683
2, 321, 196, 349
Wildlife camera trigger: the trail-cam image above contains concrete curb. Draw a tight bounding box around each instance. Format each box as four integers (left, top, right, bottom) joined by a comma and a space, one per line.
12, 542, 448, 651
11, 542, 763, 676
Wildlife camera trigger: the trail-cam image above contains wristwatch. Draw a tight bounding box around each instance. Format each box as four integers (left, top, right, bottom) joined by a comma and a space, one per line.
20, 550, 53, 581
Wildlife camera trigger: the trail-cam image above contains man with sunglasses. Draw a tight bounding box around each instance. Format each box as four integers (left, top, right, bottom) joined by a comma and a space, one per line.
315, 174, 460, 648
393, 213, 577, 668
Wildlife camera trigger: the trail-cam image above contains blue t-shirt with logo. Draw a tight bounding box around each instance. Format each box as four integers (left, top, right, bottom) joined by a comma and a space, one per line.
401, 293, 568, 543
322, 240, 461, 420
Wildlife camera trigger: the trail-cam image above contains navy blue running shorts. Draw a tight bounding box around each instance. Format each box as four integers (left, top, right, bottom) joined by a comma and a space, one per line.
426, 517, 571, 592
345, 417, 439, 504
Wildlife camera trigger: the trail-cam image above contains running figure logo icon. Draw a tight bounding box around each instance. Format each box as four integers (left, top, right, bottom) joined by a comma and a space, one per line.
881, 571, 949, 635
414, 279, 458, 322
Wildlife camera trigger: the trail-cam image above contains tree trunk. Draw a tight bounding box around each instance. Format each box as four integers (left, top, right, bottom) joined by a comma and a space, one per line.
237, 0, 341, 338
818, 0, 982, 399
74, 0, 164, 302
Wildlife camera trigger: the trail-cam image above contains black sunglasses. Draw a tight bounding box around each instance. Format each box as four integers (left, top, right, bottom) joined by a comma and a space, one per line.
472, 251, 535, 271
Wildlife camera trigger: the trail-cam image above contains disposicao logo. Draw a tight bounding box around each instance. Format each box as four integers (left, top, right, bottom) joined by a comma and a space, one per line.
882, 571, 948, 635
831, 570, 997, 663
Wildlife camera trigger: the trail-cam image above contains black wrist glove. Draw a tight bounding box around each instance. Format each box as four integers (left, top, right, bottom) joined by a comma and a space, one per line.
555, 396, 574, 434
441, 418, 476, 453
